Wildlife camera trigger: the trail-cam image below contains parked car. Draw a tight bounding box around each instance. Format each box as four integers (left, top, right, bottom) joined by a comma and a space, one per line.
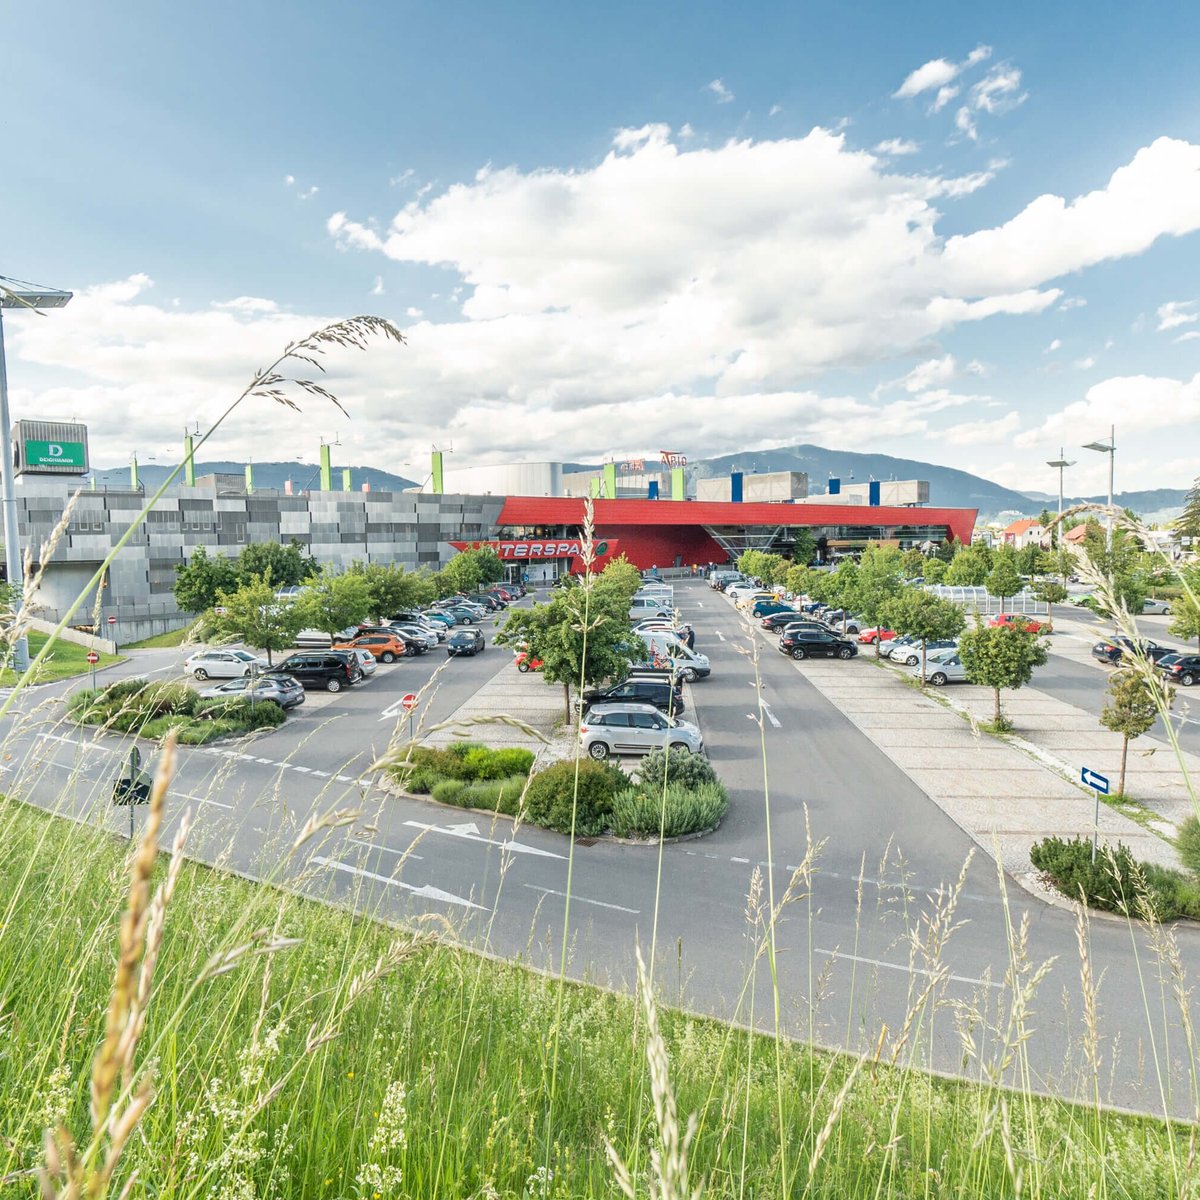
268, 651, 362, 692
514, 651, 543, 672
762, 610, 807, 632
581, 675, 685, 716
858, 627, 896, 645
1091, 636, 1174, 666
198, 674, 305, 708
725, 582, 764, 601
882, 635, 921, 660
294, 626, 359, 649
751, 599, 796, 619
1158, 654, 1200, 687
447, 628, 486, 657
346, 647, 377, 676
184, 648, 269, 680
776, 619, 834, 638
890, 639, 959, 666
778, 629, 858, 661
466, 592, 503, 611
579, 701, 703, 760
440, 605, 486, 625
421, 611, 456, 629
1142, 598, 1172, 616
910, 650, 968, 686
388, 623, 438, 650
988, 613, 1052, 634
335, 632, 410, 663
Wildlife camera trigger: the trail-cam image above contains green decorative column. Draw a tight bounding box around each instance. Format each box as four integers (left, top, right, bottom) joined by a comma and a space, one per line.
603, 462, 617, 498
130, 455, 139, 491
431, 450, 444, 494
342, 467, 352, 492
184, 434, 196, 486
590, 476, 601, 498
671, 466, 685, 500
245, 463, 254, 494
319, 443, 332, 491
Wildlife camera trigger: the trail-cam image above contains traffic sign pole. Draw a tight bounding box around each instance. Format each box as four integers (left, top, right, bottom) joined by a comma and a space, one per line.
401, 692, 418, 741
107, 613, 118, 654
1081, 765, 1111, 863
86, 648, 99, 689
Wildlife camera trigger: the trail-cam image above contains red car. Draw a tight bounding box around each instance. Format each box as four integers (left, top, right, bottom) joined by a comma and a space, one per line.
515, 651, 544, 673
858, 627, 896, 645
988, 613, 1052, 634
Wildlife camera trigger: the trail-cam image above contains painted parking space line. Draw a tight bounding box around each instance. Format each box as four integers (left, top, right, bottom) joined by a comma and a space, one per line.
36, 732, 118, 755
817, 947, 1001, 990
312, 856, 479, 909
523, 884, 639, 914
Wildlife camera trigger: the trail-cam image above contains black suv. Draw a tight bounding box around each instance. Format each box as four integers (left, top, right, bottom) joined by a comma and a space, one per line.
581, 676, 685, 717
269, 651, 362, 692
778, 629, 857, 661
1092, 636, 1173, 666
1160, 655, 1200, 687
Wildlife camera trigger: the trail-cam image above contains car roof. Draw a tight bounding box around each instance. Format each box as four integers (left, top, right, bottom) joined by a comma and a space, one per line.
586, 700, 662, 714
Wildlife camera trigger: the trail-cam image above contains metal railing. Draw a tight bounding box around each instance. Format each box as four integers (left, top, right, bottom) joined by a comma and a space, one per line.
924, 585, 1049, 615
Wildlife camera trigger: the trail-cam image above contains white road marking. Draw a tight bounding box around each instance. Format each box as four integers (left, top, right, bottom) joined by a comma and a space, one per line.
404, 819, 565, 859
310, 770, 330, 777
731, 856, 750, 864
817, 948, 1001, 990
759, 699, 781, 729
292, 765, 311, 773
336, 774, 356, 783
714, 630, 726, 642
36, 732, 117, 755
523, 884, 639, 914
174, 790, 234, 811
312, 856, 480, 909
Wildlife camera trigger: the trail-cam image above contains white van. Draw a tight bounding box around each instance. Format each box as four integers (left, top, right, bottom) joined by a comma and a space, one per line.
641, 633, 710, 680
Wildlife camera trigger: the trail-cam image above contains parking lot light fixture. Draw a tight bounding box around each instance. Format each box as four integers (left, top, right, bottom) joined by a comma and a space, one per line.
1082, 427, 1116, 552
1046, 449, 1075, 548
0, 279, 74, 673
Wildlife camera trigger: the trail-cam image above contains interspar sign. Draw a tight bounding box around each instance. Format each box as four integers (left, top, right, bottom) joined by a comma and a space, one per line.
449, 539, 618, 561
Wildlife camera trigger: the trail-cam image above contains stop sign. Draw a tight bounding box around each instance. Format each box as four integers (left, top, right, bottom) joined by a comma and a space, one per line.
86, 651, 99, 664
401, 693, 418, 712
107, 615, 117, 626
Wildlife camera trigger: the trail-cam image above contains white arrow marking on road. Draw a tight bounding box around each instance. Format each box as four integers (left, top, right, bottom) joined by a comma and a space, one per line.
523, 884, 639, 914
445, 821, 480, 835
714, 630, 725, 642
312, 856, 482, 909
404, 819, 565, 859
759, 699, 781, 729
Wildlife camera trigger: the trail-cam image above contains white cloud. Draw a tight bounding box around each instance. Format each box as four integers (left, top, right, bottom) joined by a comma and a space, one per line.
298, 185, 319, 200
1074, 355, 1096, 369
942, 410, 1020, 445
1044, 338, 1062, 353
612, 123, 670, 151
706, 78, 734, 104
768, 104, 782, 117
284, 174, 295, 186
931, 84, 959, 113
404, 306, 423, 318
902, 354, 957, 392
1157, 299, 1197, 331
1059, 296, 1087, 311
678, 122, 695, 139
389, 169, 415, 187
874, 137, 919, 156
971, 65, 1025, 114
893, 44, 991, 99
371, 276, 385, 296
212, 296, 280, 314
1176, 330, 1200, 343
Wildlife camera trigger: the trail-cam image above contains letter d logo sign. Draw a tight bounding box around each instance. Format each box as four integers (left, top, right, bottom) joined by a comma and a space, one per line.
48, 444, 63, 457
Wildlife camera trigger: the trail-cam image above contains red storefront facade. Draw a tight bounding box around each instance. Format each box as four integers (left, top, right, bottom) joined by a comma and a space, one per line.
489, 497, 978, 574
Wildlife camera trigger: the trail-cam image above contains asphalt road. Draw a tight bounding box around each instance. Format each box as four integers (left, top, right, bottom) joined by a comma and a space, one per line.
5, 584, 1200, 1116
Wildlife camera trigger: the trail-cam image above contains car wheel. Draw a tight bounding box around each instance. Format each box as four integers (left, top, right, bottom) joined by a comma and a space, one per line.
669, 741, 691, 755
381, 652, 396, 663
838, 646, 853, 660
791, 647, 807, 660
905, 655, 919, 666
243, 667, 254, 677
929, 672, 948, 686
193, 668, 208, 680
405, 644, 417, 657
588, 742, 609, 760
326, 678, 342, 693
1182, 673, 1196, 687
517, 661, 531, 672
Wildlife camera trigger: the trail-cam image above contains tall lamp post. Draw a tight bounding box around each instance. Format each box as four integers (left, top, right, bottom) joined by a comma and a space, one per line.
0, 280, 74, 672
1082, 427, 1117, 553
1046, 448, 1076, 548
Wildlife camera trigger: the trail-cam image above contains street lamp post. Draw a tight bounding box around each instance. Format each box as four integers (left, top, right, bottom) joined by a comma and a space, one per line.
1082, 427, 1117, 553
1046, 448, 1076, 548
0, 280, 74, 672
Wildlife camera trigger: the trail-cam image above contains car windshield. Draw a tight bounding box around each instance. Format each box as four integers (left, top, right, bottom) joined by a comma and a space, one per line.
231, 650, 258, 662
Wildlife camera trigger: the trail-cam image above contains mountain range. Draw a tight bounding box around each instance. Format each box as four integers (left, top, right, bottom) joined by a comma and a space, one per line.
90, 448, 1187, 522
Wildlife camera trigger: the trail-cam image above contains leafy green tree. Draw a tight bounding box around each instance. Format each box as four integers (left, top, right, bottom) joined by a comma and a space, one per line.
497, 582, 641, 720
957, 622, 1048, 727
784, 563, 815, 598
1015, 543, 1045, 577
923, 558, 947, 585
292, 571, 372, 635
934, 538, 959, 564
825, 560, 860, 632
1032, 580, 1068, 629
348, 562, 436, 619
1044, 545, 1076, 583
945, 544, 989, 586
174, 546, 239, 614
1082, 524, 1150, 614
900, 548, 925, 579
1169, 566, 1200, 652
237, 540, 317, 588
1176, 476, 1200, 541
986, 547, 1023, 614
853, 548, 904, 656
597, 553, 642, 599
791, 530, 817, 569
881, 589, 966, 682
1100, 668, 1172, 798
435, 553, 483, 598
212, 573, 302, 664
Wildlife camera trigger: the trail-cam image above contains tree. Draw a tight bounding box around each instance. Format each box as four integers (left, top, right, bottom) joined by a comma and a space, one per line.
237, 540, 317, 588
923, 558, 947, 585
985, 547, 1023, 614
785, 563, 815, 598
945, 544, 989, 586
211, 573, 302, 665
934, 538, 959, 564
826, 560, 860, 632
900, 548, 925, 579
881, 589, 965, 682
348, 562, 436, 619
1175, 476, 1200, 541
497, 581, 641, 721
174, 546, 239, 614
1032, 580, 1068, 629
957, 622, 1048, 727
791, 529, 817, 569
597, 553, 641, 599
1082, 524, 1150, 614
1100, 668, 1172, 798
1044, 545, 1076, 584
292, 571, 372, 635
1015, 543, 1044, 577
853, 547, 904, 655
1169, 566, 1200, 652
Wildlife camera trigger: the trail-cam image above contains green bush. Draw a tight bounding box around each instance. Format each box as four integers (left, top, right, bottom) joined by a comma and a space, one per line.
142, 715, 195, 742
491, 774, 529, 816
610, 780, 729, 840
487, 747, 536, 778
431, 779, 469, 807
464, 775, 528, 814
178, 718, 238, 745
1030, 836, 1200, 920
1177, 816, 1200, 875
391, 744, 536, 791
524, 759, 628, 836
636, 748, 722, 794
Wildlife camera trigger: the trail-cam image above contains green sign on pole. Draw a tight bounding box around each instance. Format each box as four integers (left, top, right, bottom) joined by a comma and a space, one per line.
25, 439, 86, 468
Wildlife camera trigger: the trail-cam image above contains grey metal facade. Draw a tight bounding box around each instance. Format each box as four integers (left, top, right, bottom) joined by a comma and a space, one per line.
10, 479, 505, 644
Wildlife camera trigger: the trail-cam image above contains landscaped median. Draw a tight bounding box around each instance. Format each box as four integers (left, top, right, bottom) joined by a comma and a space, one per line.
382, 742, 729, 840
67, 678, 287, 744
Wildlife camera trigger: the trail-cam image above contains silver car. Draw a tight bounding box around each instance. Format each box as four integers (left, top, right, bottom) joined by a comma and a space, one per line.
199, 675, 305, 708
184, 648, 269, 680
580, 701, 703, 760
910, 650, 968, 686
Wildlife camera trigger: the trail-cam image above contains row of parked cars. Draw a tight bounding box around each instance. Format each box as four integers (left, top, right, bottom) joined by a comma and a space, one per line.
1091, 636, 1200, 685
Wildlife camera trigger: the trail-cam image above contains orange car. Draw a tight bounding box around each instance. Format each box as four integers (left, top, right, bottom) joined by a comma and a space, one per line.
334, 632, 409, 663
515, 651, 544, 673
988, 613, 1051, 634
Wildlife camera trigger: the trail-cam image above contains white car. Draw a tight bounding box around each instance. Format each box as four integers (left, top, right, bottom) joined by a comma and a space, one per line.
910, 650, 968, 686
346, 647, 377, 676
184, 648, 268, 680
725, 583, 764, 601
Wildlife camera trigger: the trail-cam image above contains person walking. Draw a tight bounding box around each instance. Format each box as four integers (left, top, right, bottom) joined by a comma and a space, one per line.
684, 624, 696, 651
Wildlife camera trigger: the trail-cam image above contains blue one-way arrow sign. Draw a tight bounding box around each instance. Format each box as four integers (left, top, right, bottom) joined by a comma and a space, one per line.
1081, 766, 1110, 795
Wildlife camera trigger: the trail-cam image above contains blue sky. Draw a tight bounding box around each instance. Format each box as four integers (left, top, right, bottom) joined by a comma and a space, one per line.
3, 2, 1199, 496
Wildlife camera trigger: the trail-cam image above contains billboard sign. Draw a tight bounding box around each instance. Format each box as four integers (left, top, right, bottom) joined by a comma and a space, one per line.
24, 439, 86, 468
449, 538, 619, 563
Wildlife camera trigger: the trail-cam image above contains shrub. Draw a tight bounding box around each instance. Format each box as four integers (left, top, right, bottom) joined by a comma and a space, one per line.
637, 748, 722, 794
524, 759, 627, 836
142, 715, 194, 742
491, 774, 529, 817
488, 747, 536, 778
178, 719, 238, 745
610, 780, 729, 840
1177, 816, 1200, 875
401, 767, 438, 794
431, 779, 469, 807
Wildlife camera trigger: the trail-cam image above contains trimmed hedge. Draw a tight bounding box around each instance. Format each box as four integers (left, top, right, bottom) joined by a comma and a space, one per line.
636, 747, 723, 793
1030, 836, 1200, 921
524, 759, 629, 837
610, 780, 728, 840
391, 743, 535, 788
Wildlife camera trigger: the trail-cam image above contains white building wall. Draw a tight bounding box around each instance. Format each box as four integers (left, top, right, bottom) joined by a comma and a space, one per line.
424, 461, 563, 496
